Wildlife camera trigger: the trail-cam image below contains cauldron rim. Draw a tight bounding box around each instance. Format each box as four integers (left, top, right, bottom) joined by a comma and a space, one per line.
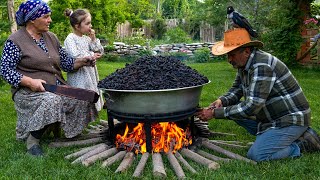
99, 81, 210, 93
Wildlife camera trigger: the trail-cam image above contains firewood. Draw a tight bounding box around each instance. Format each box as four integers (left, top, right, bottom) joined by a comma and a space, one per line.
196, 149, 231, 162
71, 144, 110, 164
167, 152, 186, 179
82, 147, 118, 167
209, 140, 248, 148
49, 137, 104, 148
133, 152, 149, 178
101, 151, 126, 167
209, 131, 236, 137
64, 143, 106, 159
152, 153, 166, 178
89, 124, 103, 131
99, 119, 109, 127
175, 152, 197, 174
180, 148, 220, 170
202, 140, 257, 165
210, 140, 246, 145
115, 152, 135, 173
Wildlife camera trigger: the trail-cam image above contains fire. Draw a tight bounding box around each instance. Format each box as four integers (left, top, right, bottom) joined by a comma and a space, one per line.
116, 122, 192, 154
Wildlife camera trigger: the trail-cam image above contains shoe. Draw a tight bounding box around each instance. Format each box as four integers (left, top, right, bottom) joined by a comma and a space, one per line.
27, 144, 44, 156
297, 127, 320, 153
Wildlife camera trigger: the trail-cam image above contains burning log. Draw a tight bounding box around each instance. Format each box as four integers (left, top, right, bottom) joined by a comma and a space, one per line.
209, 140, 248, 149
133, 152, 150, 178
174, 152, 197, 174
49, 137, 104, 148
101, 151, 126, 168
167, 152, 186, 179
202, 140, 257, 165
196, 149, 231, 162
71, 144, 110, 164
64, 143, 106, 160
115, 152, 135, 173
152, 153, 167, 178
180, 148, 220, 170
82, 147, 118, 167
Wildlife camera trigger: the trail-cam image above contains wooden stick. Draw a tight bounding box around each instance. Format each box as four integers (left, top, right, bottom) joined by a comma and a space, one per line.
209, 140, 248, 148
133, 152, 150, 178
49, 137, 104, 148
115, 152, 135, 173
64, 143, 106, 159
101, 151, 126, 167
202, 140, 257, 165
152, 153, 166, 178
82, 147, 118, 167
175, 152, 197, 174
210, 140, 246, 145
209, 131, 236, 137
180, 148, 220, 170
196, 150, 231, 162
71, 144, 109, 164
167, 152, 186, 179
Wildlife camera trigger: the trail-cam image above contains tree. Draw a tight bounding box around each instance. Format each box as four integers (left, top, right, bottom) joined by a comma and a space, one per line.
7, 0, 17, 32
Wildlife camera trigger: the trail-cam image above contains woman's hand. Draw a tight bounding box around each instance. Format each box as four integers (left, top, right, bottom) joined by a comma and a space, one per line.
74, 56, 96, 70
195, 107, 215, 121
21, 76, 46, 92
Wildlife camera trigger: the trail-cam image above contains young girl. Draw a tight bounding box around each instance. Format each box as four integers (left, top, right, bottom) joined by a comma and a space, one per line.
64, 8, 104, 118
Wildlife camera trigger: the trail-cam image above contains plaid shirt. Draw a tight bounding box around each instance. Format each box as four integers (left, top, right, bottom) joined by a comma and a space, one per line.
214, 49, 311, 134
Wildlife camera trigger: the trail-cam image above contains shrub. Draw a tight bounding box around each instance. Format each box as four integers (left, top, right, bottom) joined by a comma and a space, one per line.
151, 18, 167, 40
163, 27, 192, 44
193, 47, 210, 63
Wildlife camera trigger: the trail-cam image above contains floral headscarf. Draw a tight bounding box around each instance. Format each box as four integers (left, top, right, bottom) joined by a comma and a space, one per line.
16, 0, 51, 26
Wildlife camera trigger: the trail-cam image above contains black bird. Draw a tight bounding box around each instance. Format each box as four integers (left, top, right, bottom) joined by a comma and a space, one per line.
227, 6, 258, 38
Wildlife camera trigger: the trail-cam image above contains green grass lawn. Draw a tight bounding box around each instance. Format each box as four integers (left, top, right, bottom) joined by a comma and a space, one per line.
0, 60, 320, 179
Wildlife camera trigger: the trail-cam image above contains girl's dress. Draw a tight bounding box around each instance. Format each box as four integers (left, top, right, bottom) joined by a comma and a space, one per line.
64, 33, 104, 113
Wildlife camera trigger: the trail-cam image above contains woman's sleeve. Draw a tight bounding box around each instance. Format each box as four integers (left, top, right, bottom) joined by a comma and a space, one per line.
59, 45, 75, 72
0, 40, 23, 87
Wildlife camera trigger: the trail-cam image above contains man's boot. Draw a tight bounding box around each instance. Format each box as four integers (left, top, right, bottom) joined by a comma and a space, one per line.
297, 127, 320, 153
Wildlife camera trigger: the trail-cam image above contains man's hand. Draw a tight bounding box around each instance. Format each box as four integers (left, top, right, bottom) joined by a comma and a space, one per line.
195, 107, 215, 121
209, 99, 223, 109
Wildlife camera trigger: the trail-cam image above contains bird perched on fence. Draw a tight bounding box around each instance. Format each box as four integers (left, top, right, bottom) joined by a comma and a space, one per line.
227, 6, 258, 38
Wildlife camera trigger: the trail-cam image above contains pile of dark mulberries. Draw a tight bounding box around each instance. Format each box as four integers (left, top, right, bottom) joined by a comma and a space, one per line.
98, 56, 209, 90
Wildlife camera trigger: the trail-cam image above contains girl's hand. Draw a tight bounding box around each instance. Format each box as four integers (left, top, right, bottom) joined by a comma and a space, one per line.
88, 29, 96, 41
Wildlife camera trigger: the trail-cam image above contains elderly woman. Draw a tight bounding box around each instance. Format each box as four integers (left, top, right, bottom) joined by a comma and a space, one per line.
0, 0, 97, 156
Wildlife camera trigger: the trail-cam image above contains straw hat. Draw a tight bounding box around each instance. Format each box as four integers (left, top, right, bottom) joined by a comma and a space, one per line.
211, 28, 263, 56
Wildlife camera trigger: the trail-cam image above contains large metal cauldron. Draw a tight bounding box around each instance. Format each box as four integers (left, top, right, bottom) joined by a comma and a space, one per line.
101, 82, 210, 115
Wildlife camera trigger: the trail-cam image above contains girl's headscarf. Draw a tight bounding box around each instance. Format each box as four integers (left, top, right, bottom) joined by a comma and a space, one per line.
16, 0, 51, 26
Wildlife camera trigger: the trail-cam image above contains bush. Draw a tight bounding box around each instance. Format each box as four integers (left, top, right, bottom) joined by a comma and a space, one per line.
192, 47, 210, 63
163, 27, 192, 44
151, 18, 167, 40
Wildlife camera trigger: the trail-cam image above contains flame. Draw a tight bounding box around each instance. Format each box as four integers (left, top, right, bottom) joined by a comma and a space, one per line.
115, 122, 191, 154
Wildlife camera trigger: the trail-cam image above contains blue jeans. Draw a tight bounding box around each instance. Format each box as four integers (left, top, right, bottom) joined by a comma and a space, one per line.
235, 119, 308, 162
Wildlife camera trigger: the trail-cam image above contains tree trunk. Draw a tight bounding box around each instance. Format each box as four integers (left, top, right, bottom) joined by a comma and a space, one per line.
7, 0, 17, 32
